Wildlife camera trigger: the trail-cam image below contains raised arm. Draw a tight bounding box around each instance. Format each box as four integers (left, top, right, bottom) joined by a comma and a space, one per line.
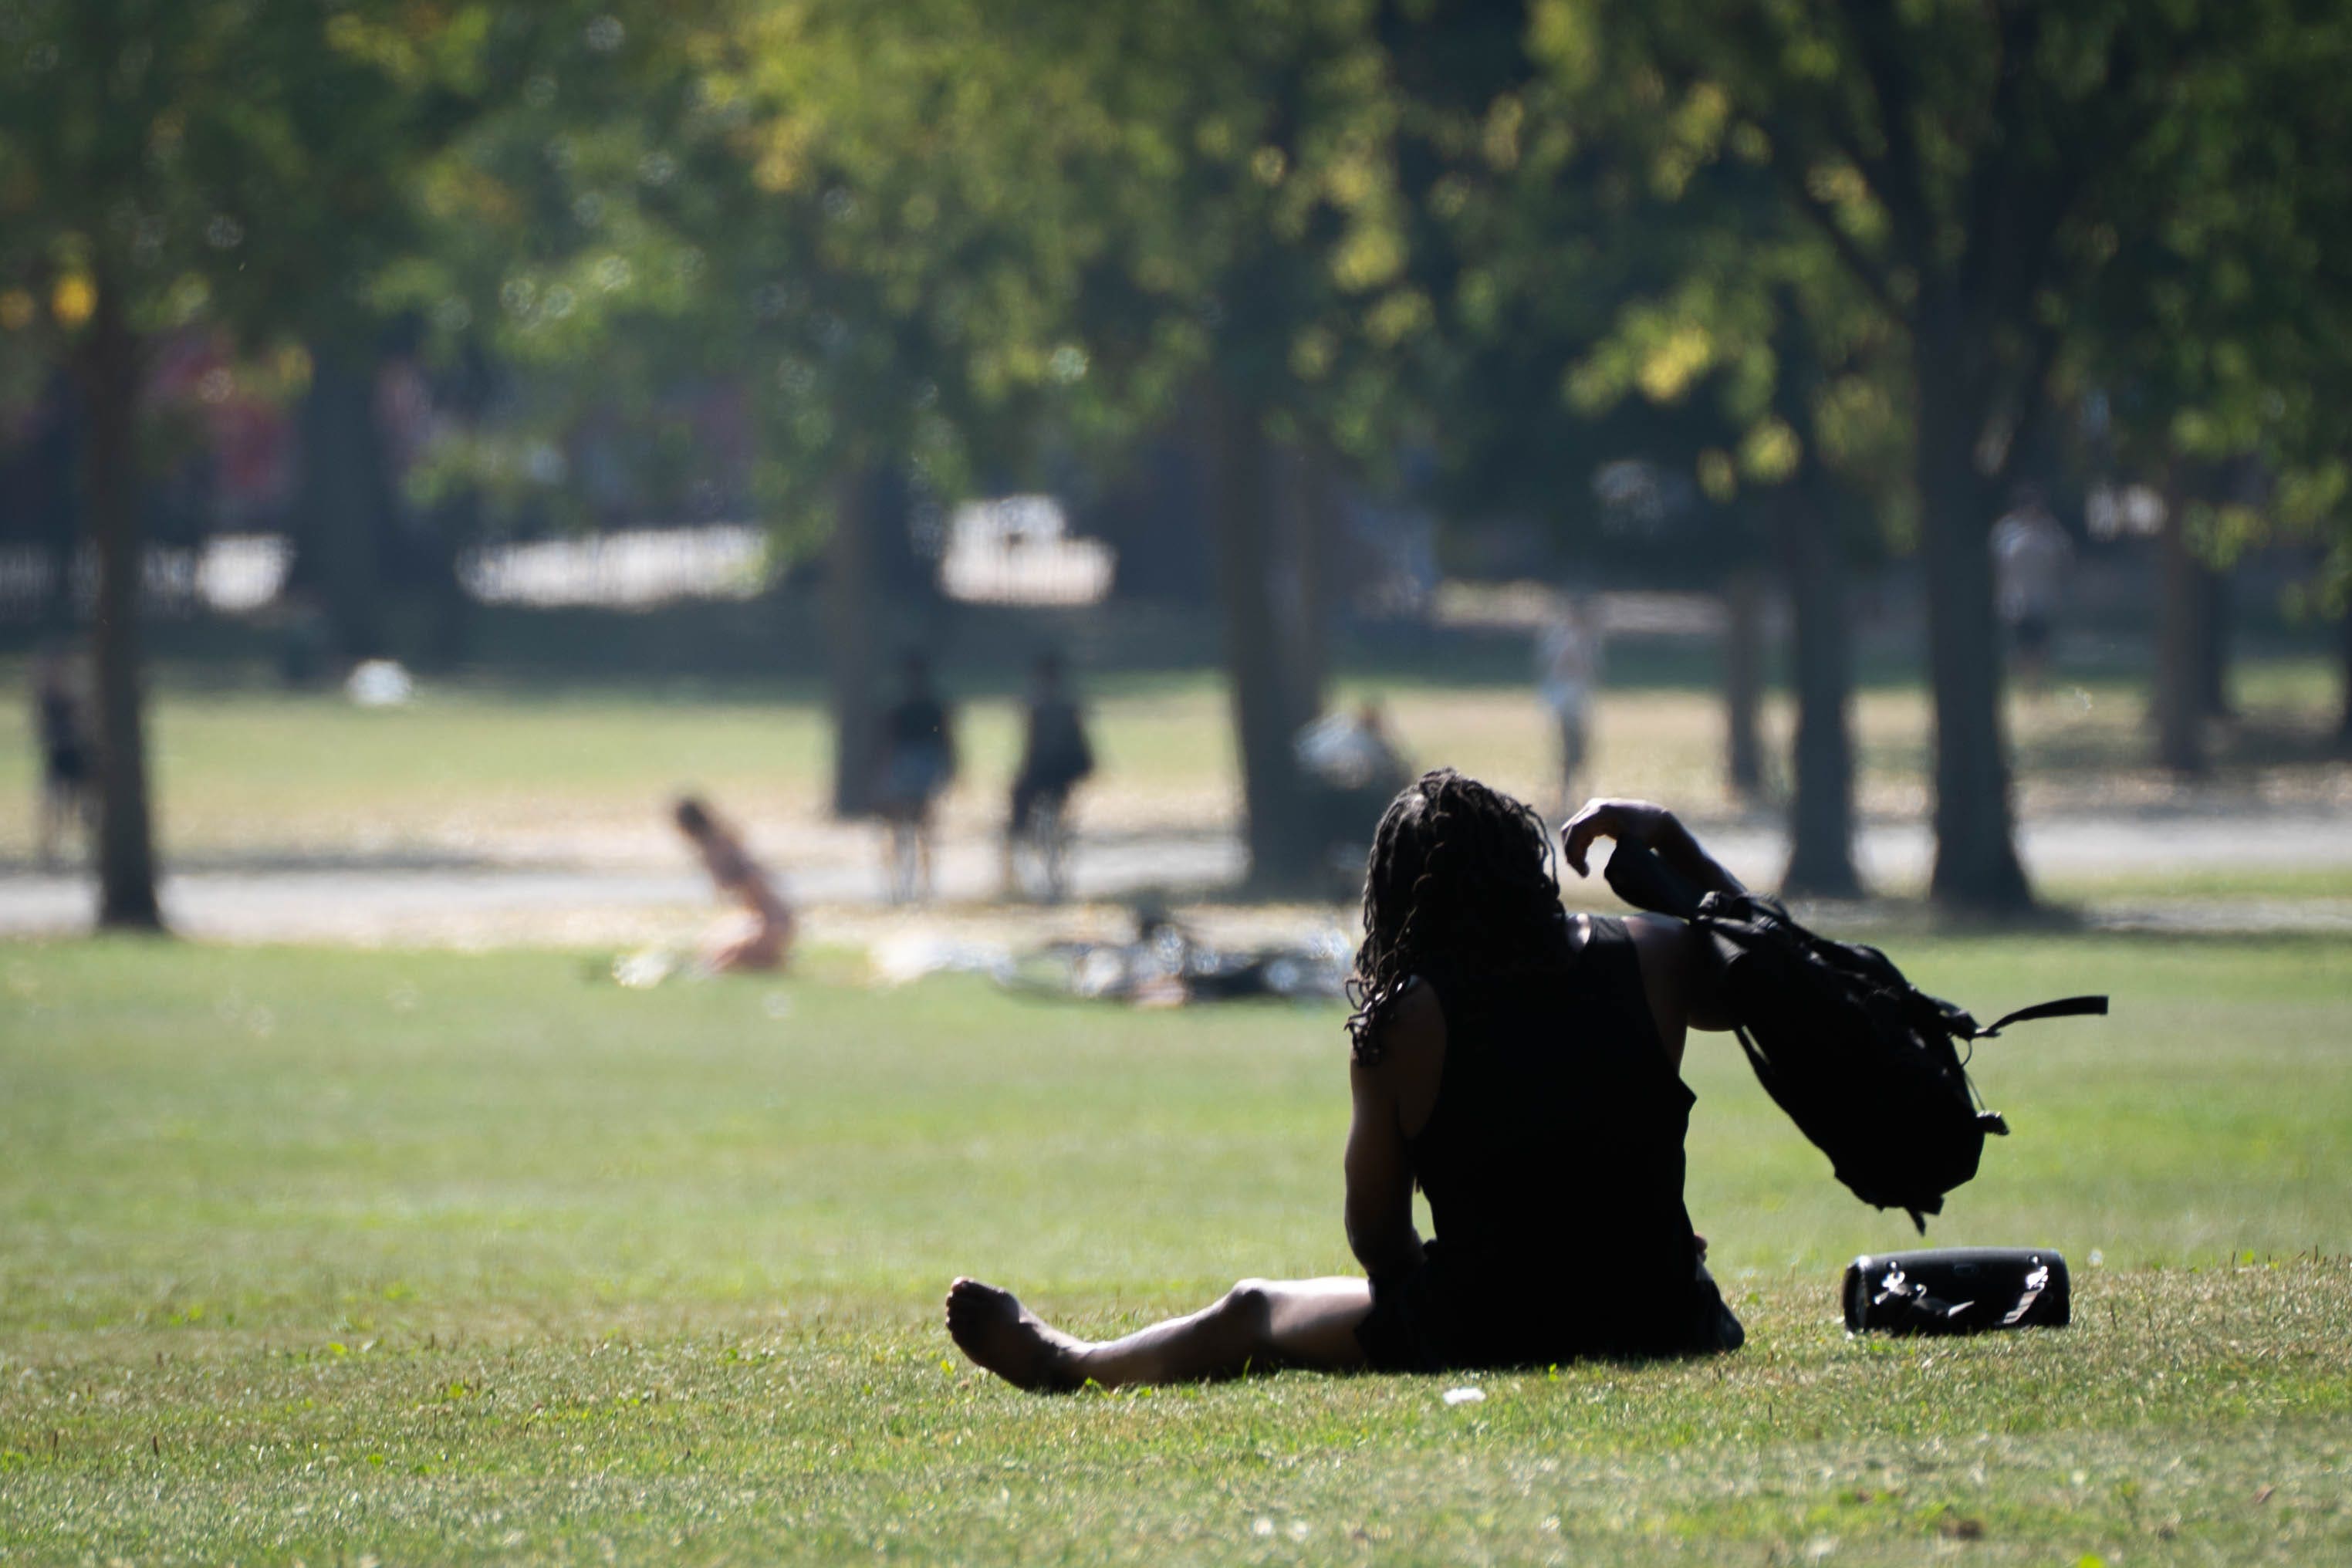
1560, 798, 1746, 900
1560, 800, 1741, 1059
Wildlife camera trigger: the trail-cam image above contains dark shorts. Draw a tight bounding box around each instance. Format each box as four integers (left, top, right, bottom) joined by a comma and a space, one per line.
2011, 613, 2052, 658
876, 745, 950, 816
1009, 773, 1076, 833
1355, 1260, 1744, 1374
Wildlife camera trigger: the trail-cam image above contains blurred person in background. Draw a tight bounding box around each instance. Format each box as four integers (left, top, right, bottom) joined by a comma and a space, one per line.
1992, 485, 2073, 695
32, 641, 93, 870
1003, 649, 1094, 901
1297, 698, 1411, 877
1536, 593, 1603, 816
945, 772, 1745, 1388
671, 795, 795, 974
874, 652, 958, 903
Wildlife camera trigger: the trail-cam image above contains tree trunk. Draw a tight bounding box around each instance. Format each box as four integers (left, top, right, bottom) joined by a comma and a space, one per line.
2338, 602, 2352, 755
416, 493, 475, 671
2195, 559, 2232, 720
76, 266, 164, 931
2152, 480, 2206, 776
1722, 565, 1766, 802
411, 336, 497, 672
1210, 390, 1319, 892
1776, 479, 1862, 898
292, 346, 392, 664
1915, 350, 2032, 911
1268, 438, 1337, 731
33, 369, 80, 637
825, 461, 883, 819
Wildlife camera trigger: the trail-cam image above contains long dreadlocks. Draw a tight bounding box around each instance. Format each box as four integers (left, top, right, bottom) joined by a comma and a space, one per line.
1346, 768, 1573, 1064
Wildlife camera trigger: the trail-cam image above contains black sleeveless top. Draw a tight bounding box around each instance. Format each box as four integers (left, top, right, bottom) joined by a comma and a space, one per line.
1390, 915, 1718, 1367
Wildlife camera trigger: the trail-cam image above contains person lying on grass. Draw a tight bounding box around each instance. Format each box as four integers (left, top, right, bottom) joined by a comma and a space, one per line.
947, 769, 1749, 1388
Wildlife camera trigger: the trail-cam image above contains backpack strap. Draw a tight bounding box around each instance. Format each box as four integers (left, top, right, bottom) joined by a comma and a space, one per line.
1972, 995, 2108, 1038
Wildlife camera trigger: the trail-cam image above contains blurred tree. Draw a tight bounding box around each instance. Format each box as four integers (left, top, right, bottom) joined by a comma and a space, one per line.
2056, 6, 2352, 773
1593, 0, 2343, 910
1398, 14, 1894, 888
714, 0, 1436, 884
363, 0, 1113, 816
367, 2, 748, 675
0, 0, 487, 925
0, 367, 80, 634
0, 0, 697, 924
291, 344, 399, 661
1550, 265, 1899, 896
1046, 0, 1435, 890
2342, 613, 2352, 755
702, 0, 1121, 816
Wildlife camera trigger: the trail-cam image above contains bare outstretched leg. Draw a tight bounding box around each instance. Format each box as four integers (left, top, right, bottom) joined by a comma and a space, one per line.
946, 1276, 1371, 1391
945, 1279, 1091, 1390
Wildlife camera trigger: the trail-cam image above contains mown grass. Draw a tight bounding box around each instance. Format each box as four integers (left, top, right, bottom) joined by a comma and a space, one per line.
2040, 863, 2352, 904
2, 655, 2344, 865
2, 934, 2348, 1563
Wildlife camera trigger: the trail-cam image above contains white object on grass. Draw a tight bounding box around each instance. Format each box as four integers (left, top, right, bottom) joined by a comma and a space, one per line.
1443, 1386, 1485, 1406
613, 949, 678, 989
868, 932, 1014, 987
345, 659, 415, 707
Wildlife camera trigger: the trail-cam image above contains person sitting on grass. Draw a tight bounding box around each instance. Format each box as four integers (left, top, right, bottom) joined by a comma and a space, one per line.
946, 770, 1748, 1387
672, 795, 796, 975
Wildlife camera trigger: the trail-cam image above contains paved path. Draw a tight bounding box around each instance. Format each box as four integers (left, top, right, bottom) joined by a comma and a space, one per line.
0, 830, 1249, 945
3, 809, 2347, 944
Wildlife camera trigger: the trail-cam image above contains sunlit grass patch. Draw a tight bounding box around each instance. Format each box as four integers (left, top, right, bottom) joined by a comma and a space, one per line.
0, 654, 2342, 865
1, 934, 2347, 1563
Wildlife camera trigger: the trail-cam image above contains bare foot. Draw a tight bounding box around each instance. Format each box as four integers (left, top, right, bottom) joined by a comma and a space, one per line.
945, 1278, 1090, 1391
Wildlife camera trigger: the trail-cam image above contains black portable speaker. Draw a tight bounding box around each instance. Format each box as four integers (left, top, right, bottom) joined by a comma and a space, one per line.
1842, 1247, 2071, 1335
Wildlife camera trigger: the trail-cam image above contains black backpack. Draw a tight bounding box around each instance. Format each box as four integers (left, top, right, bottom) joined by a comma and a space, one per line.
1604, 842, 2106, 1231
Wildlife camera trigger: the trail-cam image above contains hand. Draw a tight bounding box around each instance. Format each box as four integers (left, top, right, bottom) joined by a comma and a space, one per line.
1560, 797, 1677, 878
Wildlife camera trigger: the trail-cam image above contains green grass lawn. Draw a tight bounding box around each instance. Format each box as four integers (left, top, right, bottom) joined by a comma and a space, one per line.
2040, 863, 2352, 904
3, 933, 2348, 1563
2, 654, 2344, 867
